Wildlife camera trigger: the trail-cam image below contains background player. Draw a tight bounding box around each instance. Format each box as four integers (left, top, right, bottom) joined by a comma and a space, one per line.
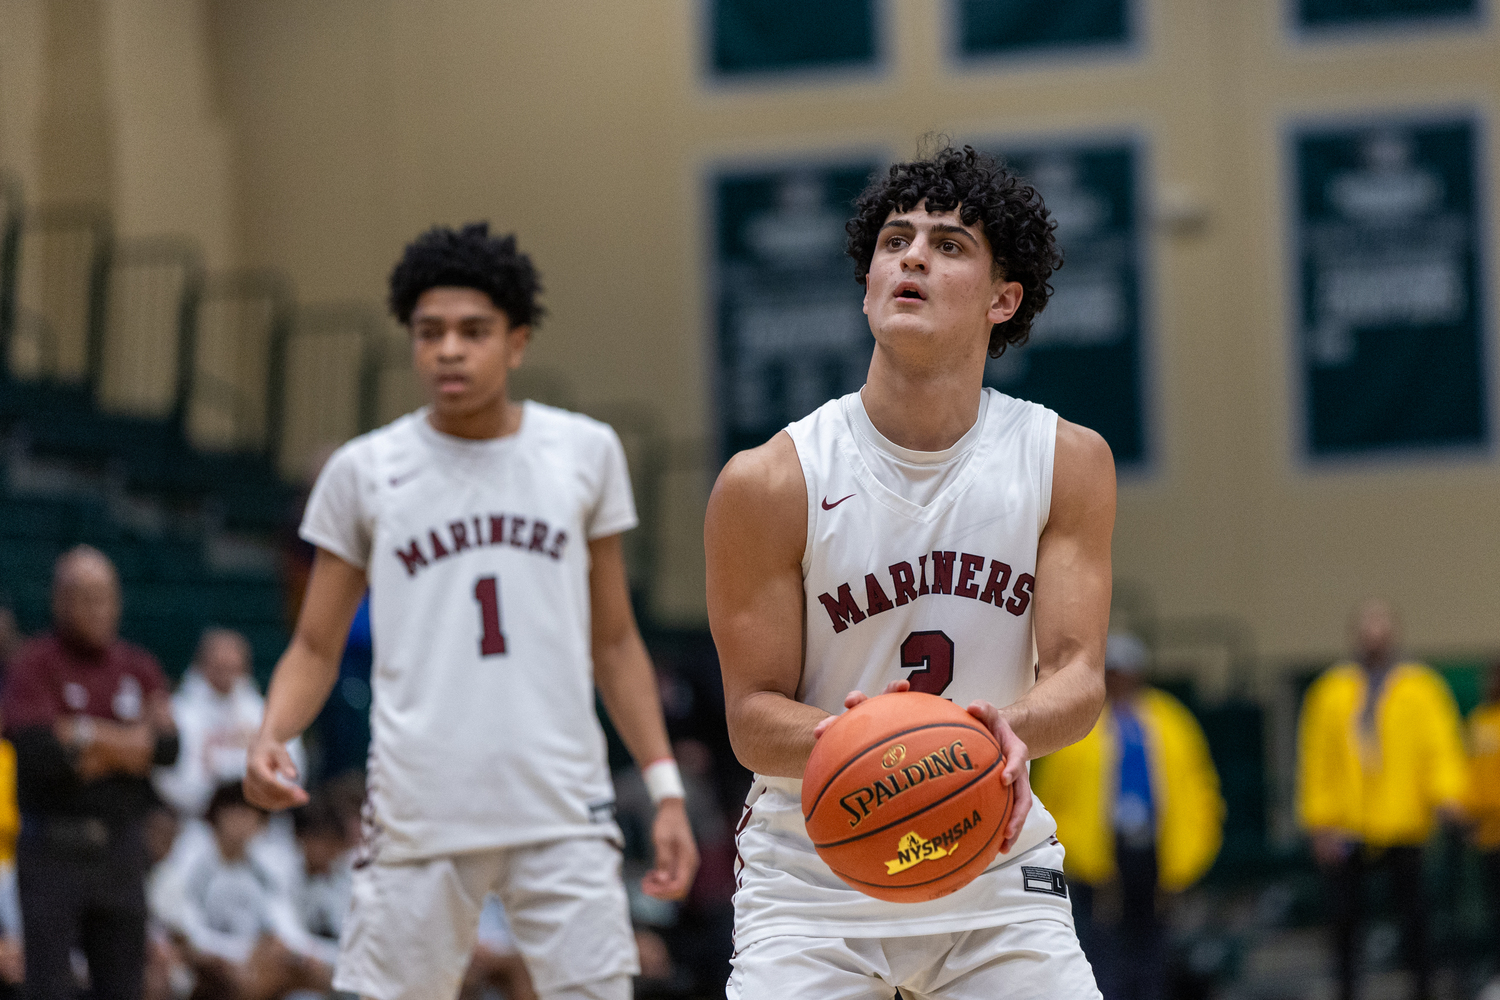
706, 146, 1114, 997
243, 223, 698, 1000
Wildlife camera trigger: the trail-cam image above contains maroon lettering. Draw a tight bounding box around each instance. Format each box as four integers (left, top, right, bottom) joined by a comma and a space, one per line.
818, 584, 868, 633
449, 521, 472, 552
395, 539, 427, 576
547, 531, 567, 560
864, 574, 895, 616
901, 630, 955, 696
955, 553, 984, 599
528, 521, 550, 552
888, 562, 918, 606
509, 517, 527, 547
930, 551, 956, 595
979, 559, 1012, 605
1006, 573, 1035, 616
429, 530, 451, 560
488, 514, 507, 545
917, 554, 930, 596
473, 516, 484, 546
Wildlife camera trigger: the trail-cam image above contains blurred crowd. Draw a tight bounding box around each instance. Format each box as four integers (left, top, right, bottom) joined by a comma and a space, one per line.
0, 545, 1495, 1000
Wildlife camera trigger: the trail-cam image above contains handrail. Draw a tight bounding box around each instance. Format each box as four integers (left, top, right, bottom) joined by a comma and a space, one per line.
19, 202, 112, 388
196, 268, 295, 458
273, 302, 383, 473
107, 237, 205, 424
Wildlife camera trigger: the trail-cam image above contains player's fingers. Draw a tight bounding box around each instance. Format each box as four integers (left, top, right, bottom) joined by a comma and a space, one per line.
842, 690, 870, 710
881, 679, 910, 695
812, 714, 838, 739
965, 700, 999, 730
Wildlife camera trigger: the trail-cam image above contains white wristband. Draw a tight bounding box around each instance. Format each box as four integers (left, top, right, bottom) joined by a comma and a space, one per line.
642, 758, 685, 805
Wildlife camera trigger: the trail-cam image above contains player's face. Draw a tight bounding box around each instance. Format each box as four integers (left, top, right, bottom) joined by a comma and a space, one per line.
409, 286, 529, 417
862, 202, 1022, 362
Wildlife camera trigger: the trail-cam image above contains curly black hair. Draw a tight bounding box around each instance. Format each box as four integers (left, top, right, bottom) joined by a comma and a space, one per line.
388, 222, 545, 328
846, 145, 1061, 357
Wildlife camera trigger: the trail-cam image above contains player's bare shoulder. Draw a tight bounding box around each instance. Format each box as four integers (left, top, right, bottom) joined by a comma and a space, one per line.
705, 431, 806, 570
1048, 418, 1116, 533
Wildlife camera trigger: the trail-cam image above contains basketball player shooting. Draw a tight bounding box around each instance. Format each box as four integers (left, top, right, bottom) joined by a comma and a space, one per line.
244, 224, 698, 1000
706, 146, 1114, 997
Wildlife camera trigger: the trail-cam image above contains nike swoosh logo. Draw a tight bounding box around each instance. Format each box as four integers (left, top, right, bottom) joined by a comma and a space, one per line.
821, 493, 856, 510
388, 469, 423, 487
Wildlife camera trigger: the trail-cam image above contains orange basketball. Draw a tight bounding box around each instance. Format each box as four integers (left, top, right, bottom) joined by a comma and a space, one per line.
802, 691, 1013, 903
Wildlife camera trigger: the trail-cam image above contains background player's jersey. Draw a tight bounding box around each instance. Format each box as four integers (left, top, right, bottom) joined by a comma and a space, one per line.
300, 403, 637, 863
733, 388, 1062, 946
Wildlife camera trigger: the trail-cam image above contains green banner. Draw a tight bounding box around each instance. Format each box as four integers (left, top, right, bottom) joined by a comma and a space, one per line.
712, 0, 877, 75
957, 0, 1130, 56
1294, 117, 1488, 455
981, 143, 1146, 465
713, 163, 876, 458
1297, 0, 1477, 29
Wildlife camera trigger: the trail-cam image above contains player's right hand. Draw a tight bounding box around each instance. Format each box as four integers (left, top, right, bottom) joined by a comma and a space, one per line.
812, 678, 911, 739
244, 735, 310, 811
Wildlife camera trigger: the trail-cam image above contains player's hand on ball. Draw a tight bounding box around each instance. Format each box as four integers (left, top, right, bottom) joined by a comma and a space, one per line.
812, 679, 911, 739
641, 798, 698, 901
964, 701, 1031, 854
244, 735, 310, 811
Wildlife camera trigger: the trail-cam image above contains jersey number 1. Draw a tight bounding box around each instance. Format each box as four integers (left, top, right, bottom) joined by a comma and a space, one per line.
901, 630, 954, 696
473, 576, 507, 656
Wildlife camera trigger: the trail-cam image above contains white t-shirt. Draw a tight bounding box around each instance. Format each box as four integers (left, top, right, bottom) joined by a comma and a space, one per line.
300, 403, 638, 862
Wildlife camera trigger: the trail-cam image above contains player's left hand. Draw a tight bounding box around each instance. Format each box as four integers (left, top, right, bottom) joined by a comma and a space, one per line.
964, 700, 1032, 855
642, 797, 699, 901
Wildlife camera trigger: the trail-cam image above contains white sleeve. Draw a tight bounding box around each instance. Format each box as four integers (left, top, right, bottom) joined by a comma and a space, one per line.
586, 426, 639, 541
299, 443, 373, 569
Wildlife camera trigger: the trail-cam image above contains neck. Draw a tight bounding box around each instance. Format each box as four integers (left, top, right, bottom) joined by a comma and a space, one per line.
1361, 652, 1395, 676
861, 340, 987, 451
427, 397, 522, 440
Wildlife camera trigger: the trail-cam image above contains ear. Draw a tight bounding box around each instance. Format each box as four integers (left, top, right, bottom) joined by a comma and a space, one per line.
505, 324, 532, 370
861, 277, 871, 317
987, 280, 1023, 327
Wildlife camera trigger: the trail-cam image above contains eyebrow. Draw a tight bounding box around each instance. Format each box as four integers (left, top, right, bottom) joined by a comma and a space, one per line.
878, 219, 980, 247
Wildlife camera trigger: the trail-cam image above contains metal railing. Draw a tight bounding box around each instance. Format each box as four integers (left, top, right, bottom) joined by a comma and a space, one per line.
0, 171, 21, 372
187, 269, 295, 457
11, 202, 110, 386
98, 237, 204, 420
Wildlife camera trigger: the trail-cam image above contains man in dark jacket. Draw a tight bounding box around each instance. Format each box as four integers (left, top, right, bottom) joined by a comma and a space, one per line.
3, 546, 178, 1000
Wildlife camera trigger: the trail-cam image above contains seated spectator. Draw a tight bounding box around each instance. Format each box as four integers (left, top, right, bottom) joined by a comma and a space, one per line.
156, 783, 333, 1000
0, 712, 19, 996
155, 629, 305, 819
290, 794, 352, 950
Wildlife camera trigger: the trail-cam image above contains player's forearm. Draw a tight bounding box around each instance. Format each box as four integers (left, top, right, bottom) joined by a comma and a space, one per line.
996, 657, 1104, 760
726, 689, 830, 779
259, 638, 342, 744
593, 631, 673, 768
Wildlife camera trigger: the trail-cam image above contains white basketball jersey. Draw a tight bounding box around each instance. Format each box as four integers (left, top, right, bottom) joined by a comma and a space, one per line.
299, 403, 637, 863
732, 388, 1062, 946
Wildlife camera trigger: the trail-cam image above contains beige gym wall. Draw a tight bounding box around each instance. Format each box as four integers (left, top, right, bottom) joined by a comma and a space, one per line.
6, 1, 1499, 675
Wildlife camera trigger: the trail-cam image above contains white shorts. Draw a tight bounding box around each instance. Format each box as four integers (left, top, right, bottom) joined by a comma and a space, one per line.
727, 917, 1100, 1000
332, 836, 638, 1000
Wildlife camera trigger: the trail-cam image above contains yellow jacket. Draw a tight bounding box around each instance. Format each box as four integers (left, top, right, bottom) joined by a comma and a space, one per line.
1297, 662, 1467, 846
1466, 702, 1500, 849
0, 741, 15, 866
1034, 688, 1224, 892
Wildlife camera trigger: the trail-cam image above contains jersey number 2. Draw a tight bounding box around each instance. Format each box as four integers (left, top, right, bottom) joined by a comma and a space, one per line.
473, 576, 507, 656
901, 630, 954, 695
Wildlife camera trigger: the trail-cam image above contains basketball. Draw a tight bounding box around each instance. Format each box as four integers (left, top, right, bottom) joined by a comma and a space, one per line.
801, 691, 1013, 903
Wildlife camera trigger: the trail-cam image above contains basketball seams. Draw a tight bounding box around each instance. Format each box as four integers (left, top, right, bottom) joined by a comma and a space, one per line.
801, 720, 999, 822
809, 755, 1004, 849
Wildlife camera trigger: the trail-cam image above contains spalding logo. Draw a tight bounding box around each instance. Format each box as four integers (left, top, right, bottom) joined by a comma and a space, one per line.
839, 740, 975, 827
880, 744, 907, 769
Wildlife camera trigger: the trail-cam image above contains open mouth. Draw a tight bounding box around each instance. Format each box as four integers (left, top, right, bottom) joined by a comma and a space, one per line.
895, 283, 926, 300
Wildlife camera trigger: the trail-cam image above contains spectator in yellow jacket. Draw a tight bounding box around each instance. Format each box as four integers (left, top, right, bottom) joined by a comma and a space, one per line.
1297, 598, 1466, 1000
1033, 632, 1224, 1000
1467, 661, 1500, 991
0, 718, 21, 990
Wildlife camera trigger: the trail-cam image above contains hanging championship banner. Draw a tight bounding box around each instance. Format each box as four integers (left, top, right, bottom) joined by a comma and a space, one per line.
981, 142, 1147, 465
1295, 0, 1477, 31
713, 162, 877, 458
956, 0, 1131, 57
711, 0, 878, 76
1293, 116, 1487, 455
